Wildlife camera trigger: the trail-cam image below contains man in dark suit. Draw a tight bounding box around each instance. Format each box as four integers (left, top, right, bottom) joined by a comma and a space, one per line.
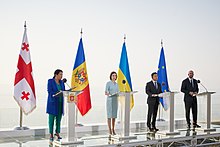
181, 70, 201, 129
146, 72, 162, 132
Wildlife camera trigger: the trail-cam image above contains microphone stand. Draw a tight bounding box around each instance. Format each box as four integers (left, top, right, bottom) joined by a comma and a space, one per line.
200, 83, 208, 92
197, 80, 208, 92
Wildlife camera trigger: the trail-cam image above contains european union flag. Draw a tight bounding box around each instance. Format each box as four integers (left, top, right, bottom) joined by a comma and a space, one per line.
157, 47, 170, 110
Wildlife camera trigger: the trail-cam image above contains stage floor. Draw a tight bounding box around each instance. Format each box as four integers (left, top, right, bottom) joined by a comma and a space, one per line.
0, 123, 220, 147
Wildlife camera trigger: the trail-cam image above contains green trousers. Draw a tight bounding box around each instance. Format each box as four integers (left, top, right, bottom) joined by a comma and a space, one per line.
48, 99, 62, 134
49, 113, 62, 134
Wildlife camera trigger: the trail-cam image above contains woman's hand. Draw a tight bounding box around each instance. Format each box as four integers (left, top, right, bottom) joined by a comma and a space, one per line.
105, 92, 110, 96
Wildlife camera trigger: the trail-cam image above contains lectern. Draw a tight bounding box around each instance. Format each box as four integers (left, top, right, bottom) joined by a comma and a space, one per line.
54, 90, 84, 145
112, 91, 137, 141
197, 91, 216, 132
158, 92, 180, 135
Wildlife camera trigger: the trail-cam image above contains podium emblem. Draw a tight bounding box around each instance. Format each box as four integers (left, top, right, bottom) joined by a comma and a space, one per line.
68, 94, 77, 103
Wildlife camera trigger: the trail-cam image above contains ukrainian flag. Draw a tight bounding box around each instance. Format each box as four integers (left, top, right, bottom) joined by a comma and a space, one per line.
71, 38, 91, 116
117, 42, 134, 109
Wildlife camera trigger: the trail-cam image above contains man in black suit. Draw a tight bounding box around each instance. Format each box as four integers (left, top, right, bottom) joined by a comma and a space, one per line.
145, 72, 162, 132
181, 70, 201, 129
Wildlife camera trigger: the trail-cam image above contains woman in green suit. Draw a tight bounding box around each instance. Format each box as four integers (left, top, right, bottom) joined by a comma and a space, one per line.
46, 69, 65, 141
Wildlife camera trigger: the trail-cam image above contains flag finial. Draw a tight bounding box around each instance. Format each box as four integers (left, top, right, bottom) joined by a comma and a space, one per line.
124, 34, 126, 42
80, 28, 83, 38
24, 21, 27, 28
161, 39, 163, 47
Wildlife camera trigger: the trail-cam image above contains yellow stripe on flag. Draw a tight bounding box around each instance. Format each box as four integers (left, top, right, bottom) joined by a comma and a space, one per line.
118, 69, 134, 110
71, 62, 89, 91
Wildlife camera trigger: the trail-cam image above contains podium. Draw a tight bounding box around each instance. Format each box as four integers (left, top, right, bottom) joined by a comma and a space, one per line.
158, 92, 180, 135
197, 92, 216, 132
112, 91, 137, 141
54, 90, 84, 145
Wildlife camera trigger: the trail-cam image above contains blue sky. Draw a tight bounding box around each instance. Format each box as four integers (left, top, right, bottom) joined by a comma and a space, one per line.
0, 0, 220, 100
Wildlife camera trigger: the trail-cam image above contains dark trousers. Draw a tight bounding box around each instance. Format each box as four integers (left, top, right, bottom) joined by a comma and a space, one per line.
184, 98, 198, 125
147, 102, 159, 128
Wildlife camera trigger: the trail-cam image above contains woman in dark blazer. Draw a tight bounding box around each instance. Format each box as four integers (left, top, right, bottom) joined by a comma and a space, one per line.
46, 69, 65, 141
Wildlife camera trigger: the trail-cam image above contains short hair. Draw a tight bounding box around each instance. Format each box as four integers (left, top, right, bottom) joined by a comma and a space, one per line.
188, 70, 194, 74
110, 71, 117, 80
53, 69, 63, 78
151, 72, 157, 78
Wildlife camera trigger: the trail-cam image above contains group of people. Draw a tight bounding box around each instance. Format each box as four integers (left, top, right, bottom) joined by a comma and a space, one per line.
46, 69, 201, 140
104, 70, 201, 134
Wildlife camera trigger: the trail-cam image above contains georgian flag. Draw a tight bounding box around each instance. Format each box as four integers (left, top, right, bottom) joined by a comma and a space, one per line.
14, 25, 36, 115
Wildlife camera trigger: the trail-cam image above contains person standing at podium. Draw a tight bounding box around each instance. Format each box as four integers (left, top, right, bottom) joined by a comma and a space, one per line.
181, 70, 201, 129
105, 71, 119, 135
146, 72, 162, 132
46, 69, 65, 141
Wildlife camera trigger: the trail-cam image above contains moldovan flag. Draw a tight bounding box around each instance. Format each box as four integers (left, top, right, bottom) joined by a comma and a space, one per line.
71, 38, 92, 116
14, 24, 36, 115
117, 41, 134, 110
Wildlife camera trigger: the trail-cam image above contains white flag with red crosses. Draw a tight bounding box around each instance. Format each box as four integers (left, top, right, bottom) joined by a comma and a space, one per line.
14, 24, 36, 115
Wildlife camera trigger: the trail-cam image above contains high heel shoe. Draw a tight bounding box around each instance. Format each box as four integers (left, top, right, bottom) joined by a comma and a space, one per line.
49, 134, 54, 141
112, 130, 116, 135
49, 137, 54, 141
54, 133, 62, 140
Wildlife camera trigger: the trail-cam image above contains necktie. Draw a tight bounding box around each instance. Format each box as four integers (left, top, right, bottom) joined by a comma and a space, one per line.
154, 82, 158, 89
191, 79, 194, 88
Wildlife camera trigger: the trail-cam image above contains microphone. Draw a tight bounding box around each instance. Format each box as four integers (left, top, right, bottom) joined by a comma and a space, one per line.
197, 80, 208, 92
62, 78, 76, 91
62, 78, 67, 83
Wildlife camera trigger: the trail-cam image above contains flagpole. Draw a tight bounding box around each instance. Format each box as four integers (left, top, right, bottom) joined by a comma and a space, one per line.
80, 28, 83, 38
19, 21, 26, 128
123, 34, 127, 92
157, 39, 165, 122
75, 28, 83, 126
19, 107, 22, 127
14, 21, 29, 130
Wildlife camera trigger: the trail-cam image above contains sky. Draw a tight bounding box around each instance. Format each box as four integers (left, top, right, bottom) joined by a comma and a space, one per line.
0, 0, 220, 106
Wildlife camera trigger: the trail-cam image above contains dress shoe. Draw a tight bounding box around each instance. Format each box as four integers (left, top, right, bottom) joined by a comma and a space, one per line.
153, 127, 159, 131
148, 127, 154, 132
187, 124, 191, 129
193, 123, 201, 128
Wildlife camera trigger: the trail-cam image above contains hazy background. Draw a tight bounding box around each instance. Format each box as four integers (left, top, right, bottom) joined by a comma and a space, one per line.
0, 0, 219, 128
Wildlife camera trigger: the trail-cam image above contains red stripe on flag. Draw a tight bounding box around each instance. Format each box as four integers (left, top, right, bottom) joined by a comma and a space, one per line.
14, 55, 36, 97
77, 85, 92, 116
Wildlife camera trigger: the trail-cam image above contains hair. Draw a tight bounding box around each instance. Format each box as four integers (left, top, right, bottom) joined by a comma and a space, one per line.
151, 72, 157, 78
110, 71, 117, 80
53, 69, 63, 78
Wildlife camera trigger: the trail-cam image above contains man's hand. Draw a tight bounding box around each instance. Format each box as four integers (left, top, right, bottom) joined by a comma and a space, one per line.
189, 92, 194, 96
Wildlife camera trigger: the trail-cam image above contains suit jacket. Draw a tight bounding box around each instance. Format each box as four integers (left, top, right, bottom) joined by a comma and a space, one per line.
181, 78, 199, 102
46, 78, 65, 115
145, 81, 162, 104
